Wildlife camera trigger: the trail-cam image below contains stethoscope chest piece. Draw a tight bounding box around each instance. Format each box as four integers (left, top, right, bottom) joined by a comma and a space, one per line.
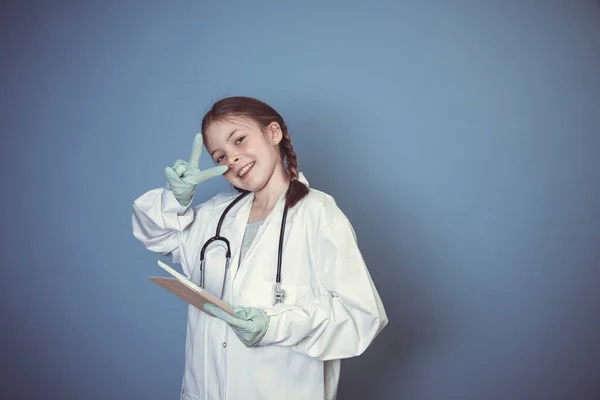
272, 282, 285, 305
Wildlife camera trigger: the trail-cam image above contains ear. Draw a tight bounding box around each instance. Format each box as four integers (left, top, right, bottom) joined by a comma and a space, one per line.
267, 122, 283, 145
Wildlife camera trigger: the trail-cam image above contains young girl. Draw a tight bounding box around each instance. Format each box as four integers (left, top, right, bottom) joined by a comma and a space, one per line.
132, 96, 388, 400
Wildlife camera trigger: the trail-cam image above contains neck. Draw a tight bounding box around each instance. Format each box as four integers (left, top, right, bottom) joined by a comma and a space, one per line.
252, 163, 290, 210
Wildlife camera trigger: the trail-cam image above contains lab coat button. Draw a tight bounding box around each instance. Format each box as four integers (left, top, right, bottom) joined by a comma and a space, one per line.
222, 342, 227, 348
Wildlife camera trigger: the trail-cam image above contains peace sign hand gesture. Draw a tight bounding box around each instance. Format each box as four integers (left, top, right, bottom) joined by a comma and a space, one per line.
165, 133, 228, 207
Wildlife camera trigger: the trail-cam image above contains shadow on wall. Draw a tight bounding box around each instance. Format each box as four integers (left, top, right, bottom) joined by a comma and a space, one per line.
336, 208, 448, 399
288, 99, 460, 398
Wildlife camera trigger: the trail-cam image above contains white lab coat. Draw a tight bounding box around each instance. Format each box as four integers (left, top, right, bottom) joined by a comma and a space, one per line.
132, 173, 388, 400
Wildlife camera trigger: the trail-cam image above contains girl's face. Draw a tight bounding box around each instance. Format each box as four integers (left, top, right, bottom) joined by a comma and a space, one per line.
203, 116, 282, 192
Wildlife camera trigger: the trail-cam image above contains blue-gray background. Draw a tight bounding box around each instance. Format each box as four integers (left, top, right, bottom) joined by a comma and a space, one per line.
1, 1, 599, 399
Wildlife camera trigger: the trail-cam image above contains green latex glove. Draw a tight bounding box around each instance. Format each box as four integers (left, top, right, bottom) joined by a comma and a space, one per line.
165, 133, 228, 207
204, 304, 270, 347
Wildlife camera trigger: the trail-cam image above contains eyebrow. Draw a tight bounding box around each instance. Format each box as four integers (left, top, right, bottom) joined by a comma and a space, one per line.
210, 129, 239, 157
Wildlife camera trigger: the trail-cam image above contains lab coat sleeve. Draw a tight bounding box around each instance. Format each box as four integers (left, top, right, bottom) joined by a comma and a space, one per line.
259, 200, 388, 360
131, 188, 195, 264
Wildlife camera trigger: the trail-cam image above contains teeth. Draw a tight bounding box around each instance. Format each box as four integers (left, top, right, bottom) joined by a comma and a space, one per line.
238, 162, 255, 177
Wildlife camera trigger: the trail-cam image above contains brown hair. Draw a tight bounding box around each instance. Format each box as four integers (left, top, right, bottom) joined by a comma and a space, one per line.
201, 96, 309, 208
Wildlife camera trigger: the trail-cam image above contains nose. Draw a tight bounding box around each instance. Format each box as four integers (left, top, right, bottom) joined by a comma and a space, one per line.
227, 154, 240, 166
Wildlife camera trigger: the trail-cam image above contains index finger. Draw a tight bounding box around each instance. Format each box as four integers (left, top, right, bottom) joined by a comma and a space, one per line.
188, 133, 204, 168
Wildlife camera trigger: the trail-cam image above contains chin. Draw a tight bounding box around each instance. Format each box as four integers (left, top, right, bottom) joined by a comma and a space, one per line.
226, 178, 252, 192
235, 177, 267, 193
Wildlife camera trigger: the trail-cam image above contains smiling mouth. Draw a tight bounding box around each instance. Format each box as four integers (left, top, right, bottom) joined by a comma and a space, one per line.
238, 162, 255, 178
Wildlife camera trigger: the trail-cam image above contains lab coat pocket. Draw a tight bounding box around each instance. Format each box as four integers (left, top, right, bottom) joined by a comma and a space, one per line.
282, 284, 311, 305
265, 284, 311, 316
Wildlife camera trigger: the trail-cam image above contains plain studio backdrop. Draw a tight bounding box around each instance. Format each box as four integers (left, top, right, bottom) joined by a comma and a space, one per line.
1, 1, 599, 399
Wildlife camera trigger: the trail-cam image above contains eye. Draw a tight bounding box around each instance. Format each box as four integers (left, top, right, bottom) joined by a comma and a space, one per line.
216, 155, 224, 163
235, 136, 245, 145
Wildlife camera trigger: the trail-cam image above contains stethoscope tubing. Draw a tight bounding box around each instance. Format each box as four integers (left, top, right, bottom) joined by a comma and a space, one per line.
199, 189, 289, 300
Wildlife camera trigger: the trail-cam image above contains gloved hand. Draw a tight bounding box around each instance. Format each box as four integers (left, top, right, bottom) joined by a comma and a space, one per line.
204, 304, 270, 347
165, 133, 228, 207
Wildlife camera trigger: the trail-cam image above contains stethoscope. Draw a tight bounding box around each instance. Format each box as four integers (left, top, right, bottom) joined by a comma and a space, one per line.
198, 190, 289, 305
